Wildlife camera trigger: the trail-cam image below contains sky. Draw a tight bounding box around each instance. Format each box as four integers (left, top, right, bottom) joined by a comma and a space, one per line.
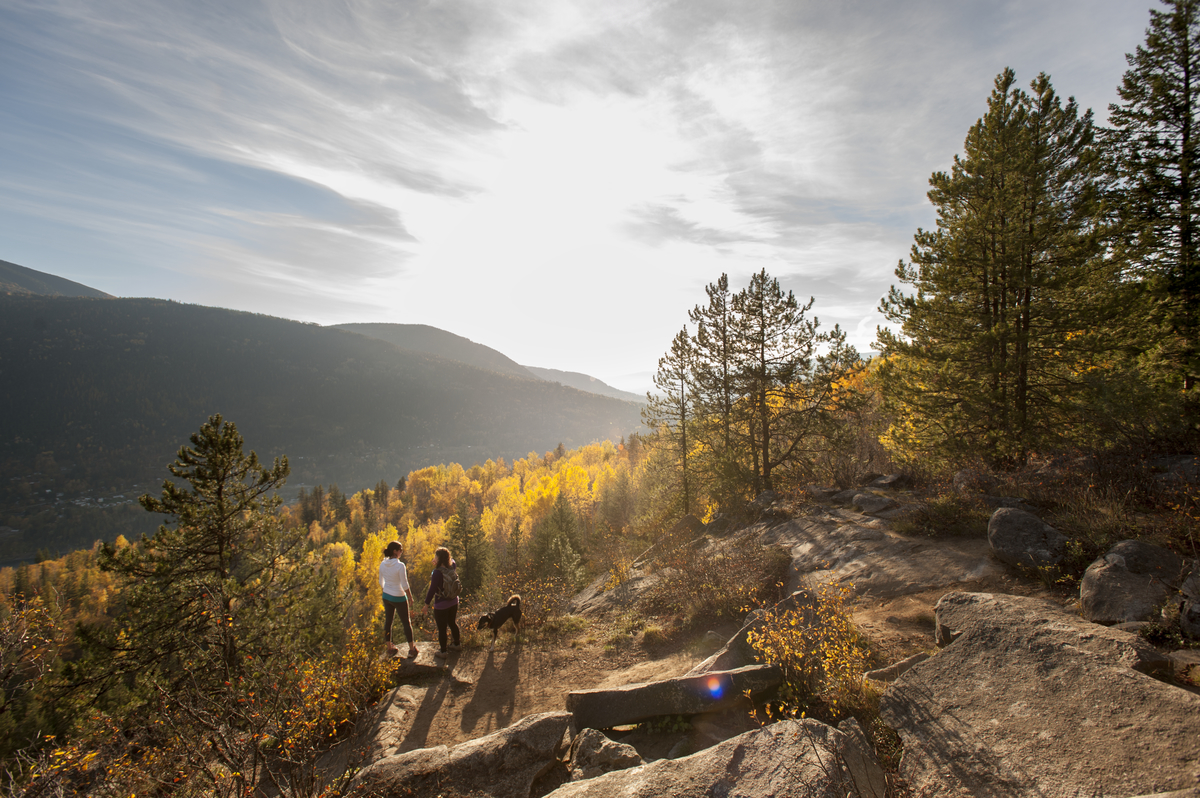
1, 0, 1154, 394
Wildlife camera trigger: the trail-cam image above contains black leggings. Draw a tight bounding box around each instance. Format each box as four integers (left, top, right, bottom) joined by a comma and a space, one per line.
433, 604, 460, 651
383, 599, 414, 646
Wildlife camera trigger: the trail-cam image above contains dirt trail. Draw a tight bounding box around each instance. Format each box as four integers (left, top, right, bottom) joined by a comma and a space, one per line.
362, 508, 1067, 761
371, 576, 1053, 758
383, 629, 700, 753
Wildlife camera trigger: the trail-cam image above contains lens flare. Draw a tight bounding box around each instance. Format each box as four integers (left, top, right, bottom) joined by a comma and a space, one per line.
706, 676, 724, 699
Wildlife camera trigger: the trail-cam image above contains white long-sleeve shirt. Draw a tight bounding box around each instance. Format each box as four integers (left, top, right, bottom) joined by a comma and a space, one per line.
379, 557, 412, 599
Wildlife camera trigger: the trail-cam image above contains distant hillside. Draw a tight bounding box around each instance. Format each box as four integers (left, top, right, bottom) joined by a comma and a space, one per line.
332, 323, 538, 380
0, 296, 643, 561
524, 366, 645, 403
0, 259, 112, 298
334, 322, 645, 403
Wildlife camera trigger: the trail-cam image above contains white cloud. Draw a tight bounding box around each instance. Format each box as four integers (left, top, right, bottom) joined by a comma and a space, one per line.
0, 0, 1154, 390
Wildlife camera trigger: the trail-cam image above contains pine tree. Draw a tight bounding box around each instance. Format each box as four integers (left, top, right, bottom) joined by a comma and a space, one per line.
74, 416, 337, 727
688, 274, 742, 504
878, 70, 1106, 466
447, 497, 492, 596
732, 269, 857, 492
642, 328, 696, 515
529, 493, 583, 584
1107, 0, 1200, 393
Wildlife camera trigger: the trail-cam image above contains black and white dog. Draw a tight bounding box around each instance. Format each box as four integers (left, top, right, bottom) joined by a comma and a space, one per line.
476, 595, 522, 649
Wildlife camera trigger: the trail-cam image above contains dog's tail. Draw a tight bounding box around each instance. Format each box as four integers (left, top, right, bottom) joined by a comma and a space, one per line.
508, 594, 521, 607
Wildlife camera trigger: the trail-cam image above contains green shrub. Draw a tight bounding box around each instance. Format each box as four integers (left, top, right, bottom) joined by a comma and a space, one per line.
892, 493, 989, 538
638, 536, 791, 627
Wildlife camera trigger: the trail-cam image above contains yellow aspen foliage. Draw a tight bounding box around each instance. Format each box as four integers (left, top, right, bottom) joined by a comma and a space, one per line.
356, 526, 401, 619
480, 475, 524, 544
521, 474, 559, 527
746, 582, 871, 723
556, 464, 591, 506
402, 518, 444, 596
320, 541, 356, 594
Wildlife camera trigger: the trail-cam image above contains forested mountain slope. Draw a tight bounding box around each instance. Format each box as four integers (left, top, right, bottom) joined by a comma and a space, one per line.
0, 295, 642, 559
0, 259, 112, 298
524, 366, 645, 403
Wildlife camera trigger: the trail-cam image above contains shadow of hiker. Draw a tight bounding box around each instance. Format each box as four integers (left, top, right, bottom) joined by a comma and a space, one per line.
397, 660, 471, 753
458, 641, 522, 737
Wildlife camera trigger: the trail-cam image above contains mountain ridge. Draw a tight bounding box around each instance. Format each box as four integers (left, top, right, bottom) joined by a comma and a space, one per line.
331, 322, 540, 381
523, 365, 644, 403
0, 259, 113, 299
0, 293, 643, 561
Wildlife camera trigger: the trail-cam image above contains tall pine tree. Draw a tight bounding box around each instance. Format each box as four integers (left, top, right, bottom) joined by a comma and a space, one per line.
878, 70, 1106, 466
642, 328, 696, 516
1107, 0, 1200, 395
732, 269, 856, 492
688, 274, 742, 505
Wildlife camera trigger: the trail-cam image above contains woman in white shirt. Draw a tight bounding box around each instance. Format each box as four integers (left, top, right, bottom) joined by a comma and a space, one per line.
379, 540, 418, 658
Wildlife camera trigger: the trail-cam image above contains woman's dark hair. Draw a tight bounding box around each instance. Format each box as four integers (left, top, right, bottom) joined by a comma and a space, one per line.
434, 546, 451, 568
384, 541, 403, 558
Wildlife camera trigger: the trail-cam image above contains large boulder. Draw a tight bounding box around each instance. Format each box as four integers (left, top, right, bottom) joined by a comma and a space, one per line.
851, 492, 898, 516
868, 473, 911, 490
349, 711, 571, 798
566, 664, 781, 732
1080, 539, 1187, 625
544, 718, 886, 798
567, 728, 642, 781
570, 568, 662, 615
986, 507, 1068, 570
748, 490, 780, 512
953, 468, 998, 495
1149, 454, 1200, 485
882, 592, 1197, 797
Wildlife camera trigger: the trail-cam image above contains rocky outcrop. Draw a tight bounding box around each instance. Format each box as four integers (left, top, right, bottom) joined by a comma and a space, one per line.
882, 592, 1198, 797
544, 718, 886, 798
1080, 539, 1188, 625
986, 507, 1068, 570
567, 728, 642, 781
566, 664, 781, 732
850, 492, 898, 516
570, 568, 662, 615
868, 473, 911, 490
349, 710, 571, 798
760, 511, 999, 599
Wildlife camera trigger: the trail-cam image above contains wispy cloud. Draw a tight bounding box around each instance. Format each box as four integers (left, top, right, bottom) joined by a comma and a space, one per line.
0, 0, 1153, 390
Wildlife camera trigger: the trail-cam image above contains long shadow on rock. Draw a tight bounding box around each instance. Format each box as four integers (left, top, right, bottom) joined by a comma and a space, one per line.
398, 660, 472, 753
459, 641, 522, 737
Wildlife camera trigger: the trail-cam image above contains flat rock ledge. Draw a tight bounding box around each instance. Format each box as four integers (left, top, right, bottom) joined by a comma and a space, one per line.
882, 591, 1200, 798
544, 718, 886, 798
566, 664, 781, 732
349, 710, 571, 798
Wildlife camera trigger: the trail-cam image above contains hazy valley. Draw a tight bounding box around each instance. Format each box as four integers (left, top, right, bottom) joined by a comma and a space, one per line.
0, 262, 643, 563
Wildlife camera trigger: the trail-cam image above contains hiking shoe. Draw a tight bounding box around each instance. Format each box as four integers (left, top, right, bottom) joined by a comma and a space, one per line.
434, 650, 448, 659
448, 643, 461, 651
